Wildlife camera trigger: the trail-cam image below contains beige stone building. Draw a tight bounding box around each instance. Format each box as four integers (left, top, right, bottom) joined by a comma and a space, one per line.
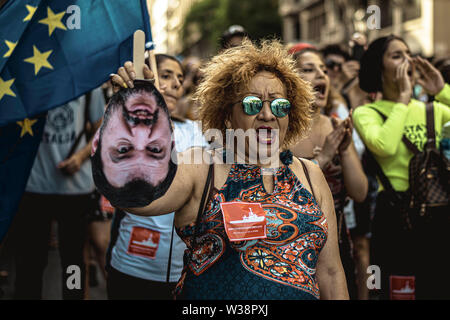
279, 0, 450, 57
146, 0, 200, 55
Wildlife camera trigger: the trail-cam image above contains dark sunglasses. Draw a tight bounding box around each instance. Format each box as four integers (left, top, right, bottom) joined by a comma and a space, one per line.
236, 96, 291, 118
325, 59, 342, 70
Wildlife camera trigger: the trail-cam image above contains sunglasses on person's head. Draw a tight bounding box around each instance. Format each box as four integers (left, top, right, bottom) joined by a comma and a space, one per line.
325, 59, 342, 70
236, 96, 291, 118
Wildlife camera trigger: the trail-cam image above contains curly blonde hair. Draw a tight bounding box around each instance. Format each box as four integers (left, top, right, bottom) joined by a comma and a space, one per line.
194, 39, 314, 147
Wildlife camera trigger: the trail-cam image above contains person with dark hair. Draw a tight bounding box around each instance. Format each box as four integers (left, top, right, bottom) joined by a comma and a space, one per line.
353, 34, 450, 299
104, 54, 207, 300
291, 45, 368, 300
322, 44, 351, 91
322, 39, 370, 112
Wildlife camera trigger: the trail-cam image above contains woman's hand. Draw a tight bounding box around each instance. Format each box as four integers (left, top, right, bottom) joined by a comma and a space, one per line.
414, 56, 445, 96
395, 59, 413, 105
316, 125, 345, 168
110, 61, 154, 93
337, 117, 353, 154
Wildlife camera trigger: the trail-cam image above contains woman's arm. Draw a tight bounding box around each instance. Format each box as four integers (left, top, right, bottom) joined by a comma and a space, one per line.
106, 62, 206, 219
303, 160, 349, 300
340, 142, 368, 202
338, 118, 368, 202
122, 148, 206, 218
58, 119, 102, 175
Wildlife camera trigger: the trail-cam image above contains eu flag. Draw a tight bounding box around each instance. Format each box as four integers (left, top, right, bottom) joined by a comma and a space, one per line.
0, 0, 153, 242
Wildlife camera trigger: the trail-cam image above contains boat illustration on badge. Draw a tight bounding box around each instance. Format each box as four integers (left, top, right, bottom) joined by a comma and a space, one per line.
230, 207, 265, 224
132, 237, 158, 248
392, 281, 414, 294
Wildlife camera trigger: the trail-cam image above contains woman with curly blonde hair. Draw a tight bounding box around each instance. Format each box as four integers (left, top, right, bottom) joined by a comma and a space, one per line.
107, 39, 349, 300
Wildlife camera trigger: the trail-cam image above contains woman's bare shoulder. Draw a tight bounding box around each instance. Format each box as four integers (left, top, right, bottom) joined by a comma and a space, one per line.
294, 157, 325, 179
291, 157, 330, 205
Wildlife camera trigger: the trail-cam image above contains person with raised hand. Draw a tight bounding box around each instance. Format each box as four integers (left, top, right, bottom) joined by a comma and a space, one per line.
290, 45, 368, 299
104, 54, 208, 300
353, 35, 450, 300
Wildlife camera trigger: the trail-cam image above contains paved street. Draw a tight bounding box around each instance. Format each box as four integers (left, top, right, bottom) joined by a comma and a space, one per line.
0, 246, 107, 300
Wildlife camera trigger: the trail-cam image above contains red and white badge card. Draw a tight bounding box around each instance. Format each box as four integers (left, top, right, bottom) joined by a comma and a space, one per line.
127, 226, 160, 259
390, 275, 415, 300
220, 202, 267, 242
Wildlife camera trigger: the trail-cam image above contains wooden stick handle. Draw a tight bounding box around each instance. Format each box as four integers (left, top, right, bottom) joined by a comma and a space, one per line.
147, 49, 159, 89
133, 30, 146, 79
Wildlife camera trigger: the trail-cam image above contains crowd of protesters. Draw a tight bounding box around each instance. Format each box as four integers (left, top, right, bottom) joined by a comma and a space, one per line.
0, 24, 449, 300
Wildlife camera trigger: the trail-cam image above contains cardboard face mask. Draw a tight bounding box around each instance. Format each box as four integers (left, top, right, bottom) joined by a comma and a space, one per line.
91, 80, 177, 208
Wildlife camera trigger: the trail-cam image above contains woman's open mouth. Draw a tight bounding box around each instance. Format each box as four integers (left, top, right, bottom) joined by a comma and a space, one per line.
256, 126, 276, 145
313, 83, 327, 100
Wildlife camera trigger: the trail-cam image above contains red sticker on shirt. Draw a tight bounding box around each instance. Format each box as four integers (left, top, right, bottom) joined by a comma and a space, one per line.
220, 202, 267, 242
390, 275, 415, 300
127, 226, 160, 259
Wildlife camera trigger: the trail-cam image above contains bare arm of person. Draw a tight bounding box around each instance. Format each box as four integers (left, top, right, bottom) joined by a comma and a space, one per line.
302, 160, 349, 300
58, 119, 102, 175
338, 117, 368, 202
123, 148, 208, 224
109, 62, 212, 224
340, 142, 368, 202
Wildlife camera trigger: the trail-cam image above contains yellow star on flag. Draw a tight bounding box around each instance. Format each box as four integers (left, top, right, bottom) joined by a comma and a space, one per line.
17, 118, 38, 137
3, 40, 17, 58
39, 7, 67, 36
0, 77, 16, 100
24, 45, 53, 75
23, 4, 37, 22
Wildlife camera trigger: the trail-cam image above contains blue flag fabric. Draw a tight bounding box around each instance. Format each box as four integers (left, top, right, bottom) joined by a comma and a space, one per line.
0, 0, 153, 125
0, 0, 152, 242
0, 114, 46, 243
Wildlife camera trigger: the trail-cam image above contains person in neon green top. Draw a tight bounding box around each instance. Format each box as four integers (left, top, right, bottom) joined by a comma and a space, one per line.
353, 87, 450, 192
352, 35, 449, 300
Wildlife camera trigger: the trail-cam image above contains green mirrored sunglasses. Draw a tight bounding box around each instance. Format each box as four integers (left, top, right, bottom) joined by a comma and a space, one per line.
238, 96, 291, 118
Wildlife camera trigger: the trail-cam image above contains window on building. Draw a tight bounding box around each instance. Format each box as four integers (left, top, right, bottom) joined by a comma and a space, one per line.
293, 15, 301, 40
307, 2, 325, 41
380, 0, 393, 28
337, 4, 344, 23
402, 0, 421, 22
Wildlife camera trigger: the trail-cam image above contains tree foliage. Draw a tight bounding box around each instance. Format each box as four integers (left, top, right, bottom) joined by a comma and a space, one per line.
182, 0, 282, 54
